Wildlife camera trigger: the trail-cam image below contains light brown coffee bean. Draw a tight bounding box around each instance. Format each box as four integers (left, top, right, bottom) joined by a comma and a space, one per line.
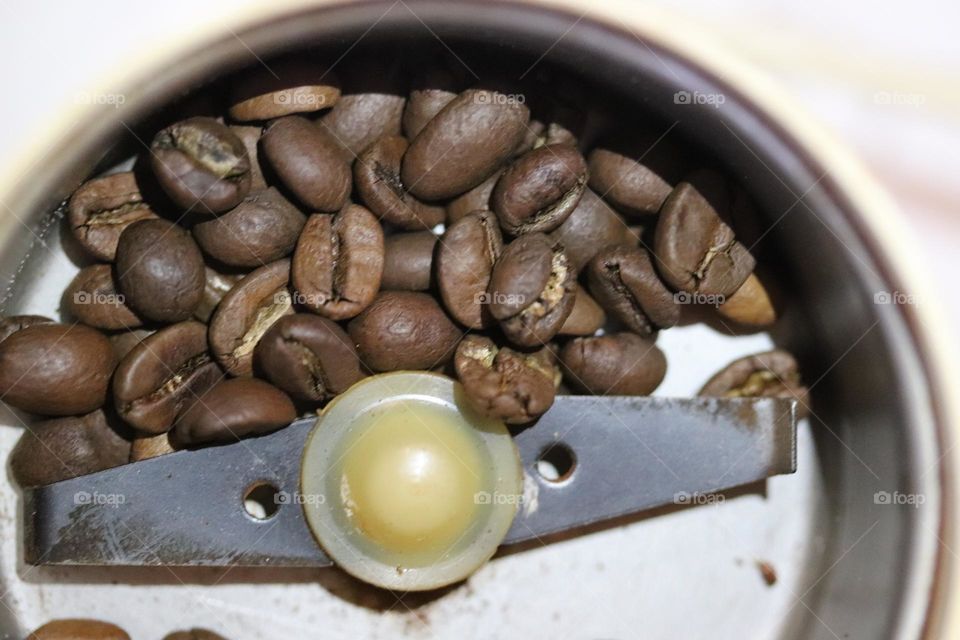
716, 273, 777, 328
67, 172, 158, 261
26, 619, 130, 640
130, 432, 180, 462
228, 61, 340, 121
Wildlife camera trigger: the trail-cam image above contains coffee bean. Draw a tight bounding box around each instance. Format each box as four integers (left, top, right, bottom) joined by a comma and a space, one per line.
716, 272, 777, 328
587, 148, 674, 217
130, 432, 179, 462
193, 187, 306, 268
163, 630, 227, 640
25, 618, 130, 640
492, 144, 587, 234
0, 323, 115, 416
382, 231, 437, 291
228, 62, 340, 121
455, 335, 559, 424
194, 267, 241, 323
699, 349, 809, 418
348, 291, 461, 371
229, 125, 268, 189
402, 89, 530, 200
115, 219, 206, 323
403, 86, 457, 139
255, 313, 365, 402
261, 116, 351, 212
436, 211, 503, 329
67, 172, 158, 261
487, 233, 576, 347
560, 333, 666, 395
586, 244, 679, 335
557, 285, 605, 336
209, 259, 293, 377
317, 93, 407, 160
291, 205, 384, 320
354, 136, 445, 230
515, 120, 578, 154
64, 264, 143, 330
108, 328, 155, 361
10, 410, 130, 487
446, 170, 501, 224
654, 180, 755, 297
151, 117, 251, 213
113, 321, 222, 434
0, 314, 54, 344
548, 188, 629, 272
174, 378, 296, 445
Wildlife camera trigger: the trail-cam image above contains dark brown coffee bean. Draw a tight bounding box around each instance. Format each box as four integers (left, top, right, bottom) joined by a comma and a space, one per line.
716, 273, 777, 328
382, 231, 437, 291
209, 259, 293, 377
174, 378, 296, 445
67, 172, 158, 261
230, 125, 268, 189
558, 285, 605, 336
0, 323, 115, 416
194, 267, 242, 323
291, 205, 384, 320
163, 630, 228, 640
587, 148, 674, 217
318, 93, 406, 160
492, 144, 587, 234
151, 117, 251, 214
402, 89, 530, 200
25, 618, 130, 640
193, 187, 306, 268
228, 62, 340, 121
446, 170, 501, 224
548, 188, 630, 272
487, 233, 576, 347
108, 328, 155, 361
348, 291, 461, 371
454, 335, 559, 424
113, 321, 222, 434
130, 432, 180, 462
115, 219, 206, 323
64, 264, 143, 330
0, 314, 54, 344
654, 181, 755, 297
355, 136, 445, 230
436, 211, 503, 329
699, 349, 809, 418
255, 313, 365, 402
261, 116, 352, 212
403, 86, 457, 139
586, 244, 679, 335
560, 333, 666, 395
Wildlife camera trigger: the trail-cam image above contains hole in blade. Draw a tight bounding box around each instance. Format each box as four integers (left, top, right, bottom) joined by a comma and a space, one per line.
243, 481, 280, 520
536, 443, 576, 483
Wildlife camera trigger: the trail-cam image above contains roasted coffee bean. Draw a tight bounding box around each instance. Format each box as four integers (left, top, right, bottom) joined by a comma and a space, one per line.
0, 323, 115, 416
516, 120, 578, 153
403, 86, 457, 139
382, 231, 437, 291
560, 333, 666, 396
108, 328, 155, 360
163, 630, 228, 640
209, 259, 293, 377
193, 187, 306, 268
194, 267, 242, 323
487, 233, 576, 347
586, 244, 679, 335
436, 211, 503, 329
174, 378, 296, 444
130, 432, 179, 461
151, 117, 251, 213
699, 349, 809, 418
716, 272, 777, 328
492, 144, 587, 234
318, 93, 406, 160
446, 170, 501, 224
26, 619, 130, 640
558, 285, 605, 336
67, 171, 158, 261
113, 321, 222, 434
548, 188, 630, 272
402, 89, 530, 200
64, 264, 143, 330
0, 314, 54, 344
355, 136, 445, 229
229, 125, 268, 189
291, 205, 384, 320
587, 148, 674, 217
228, 62, 340, 121
261, 115, 351, 212
654, 180, 755, 297
454, 335, 559, 424
348, 291, 461, 371
255, 313, 365, 402
11, 410, 130, 487
115, 219, 206, 323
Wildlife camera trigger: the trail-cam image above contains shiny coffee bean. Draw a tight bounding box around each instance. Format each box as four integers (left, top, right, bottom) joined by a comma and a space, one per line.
108, 328, 154, 361
0, 323, 115, 416
115, 219, 206, 323
194, 267, 241, 323
67, 171, 158, 261
382, 231, 437, 291
25, 619, 130, 640
291, 205, 384, 320
261, 116, 351, 212
228, 62, 340, 121
64, 264, 142, 330
560, 333, 666, 395
716, 272, 777, 328
355, 136, 445, 229
654, 180, 755, 297
174, 378, 296, 445
548, 188, 630, 272
255, 313, 365, 402
699, 349, 809, 418
209, 259, 293, 377
348, 291, 461, 371
586, 244, 679, 335
163, 630, 228, 640
193, 187, 306, 268
318, 93, 406, 160
11, 410, 130, 487
558, 285, 605, 336
587, 148, 674, 217
446, 170, 501, 224
402, 89, 530, 200
436, 211, 503, 329
492, 144, 587, 234
455, 335, 559, 424
130, 432, 179, 462
113, 321, 222, 434
230, 125, 268, 189
487, 233, 576, 347
150, 117, 251, 213
0, 314, 54, 344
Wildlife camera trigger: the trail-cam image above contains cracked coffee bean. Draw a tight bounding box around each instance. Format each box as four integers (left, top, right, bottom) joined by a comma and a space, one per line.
699, 349, 809, 418
174, 377, 296, 445
586, 244, 679, 335
436, 211, 503, 329
382, 231, 437, 291
64, 264, 143, 330
560, 333, 666, 396
67, 171, 158, 261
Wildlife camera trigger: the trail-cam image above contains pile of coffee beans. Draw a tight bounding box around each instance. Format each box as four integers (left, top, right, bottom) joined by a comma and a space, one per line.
0, 65, 810, 488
